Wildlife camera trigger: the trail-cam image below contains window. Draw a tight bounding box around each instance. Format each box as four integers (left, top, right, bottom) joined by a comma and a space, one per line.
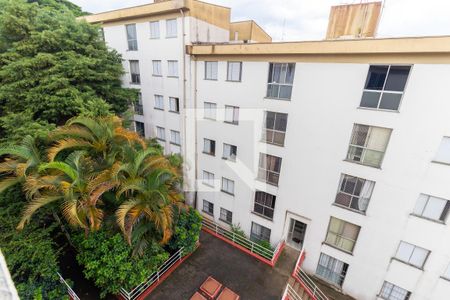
205, 62, 218, 80
335, 174, 375, 213
263, 111, 288, 146
221, 177, 234, 195
443, 264, 450, 280
220, 208, 232, 224
316, 253, 348, 287
99, 28, 105, 42
360, 65, 411, 111
135, 121, 145, 137
129, 60, 140, 84
224, 105, 239, 125
266, 63, 295, 100
346, 124, 392, 168
250, 222, 271, 242
126, 24, 138, 51
169, 97, 180, 113
134, 92, 143, 115
168, 60, 178, 77
379, 281, 411, 300
166, 19, 177, 38
222, 143, 237, 161
202, 171, 214, 187
395, 241, 430, 269
204, 102, 217, 120
325, 217, 360, 253
257, 153, 282, 186
156, 126, 165, 141
413, 194, 450, 222
154, 95, 164, 110
170, 130, 181, 145
433, 137, 450, 165
202, 200, 214, 215
227, 62, 242, 81
149, 21, 160, 39
203, 138, 216, 156
152, 60, 162, 76
254, 191, 276, 219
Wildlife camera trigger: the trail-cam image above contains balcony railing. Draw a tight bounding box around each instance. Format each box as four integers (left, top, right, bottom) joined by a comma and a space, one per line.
292, 250, 329, 300
57, 272, 80, 300
282, 283, 303, 300
134, 104, 144, 115
201, 217, 285, 267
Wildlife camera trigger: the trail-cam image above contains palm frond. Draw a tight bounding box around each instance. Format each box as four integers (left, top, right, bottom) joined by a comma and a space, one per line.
48, 139, 93, 161
39, 162, 78, 181
17, 194, 62, 230
0, 177, 22, 194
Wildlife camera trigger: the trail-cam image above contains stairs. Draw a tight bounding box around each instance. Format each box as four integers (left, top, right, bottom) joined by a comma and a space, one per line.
287, 276, 313, 300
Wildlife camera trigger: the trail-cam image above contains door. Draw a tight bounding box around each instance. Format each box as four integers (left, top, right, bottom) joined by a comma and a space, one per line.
287, 219, 307, 249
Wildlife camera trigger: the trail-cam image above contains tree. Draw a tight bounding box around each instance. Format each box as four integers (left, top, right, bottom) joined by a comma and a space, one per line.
0, 0, 137, 143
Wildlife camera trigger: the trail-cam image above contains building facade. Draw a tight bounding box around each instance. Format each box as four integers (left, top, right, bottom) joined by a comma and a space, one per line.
82, 1, 450, 299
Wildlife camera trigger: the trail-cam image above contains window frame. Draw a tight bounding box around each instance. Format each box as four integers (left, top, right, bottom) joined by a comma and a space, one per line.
154, 94, 164, 110
266, 62, 296, 100
432, 136, 450, 165
204, 102, 217, 120
135, 121, 145, 137
253, 191, 276, 220
165, 19, 177, 38
125, 23, 138, 51
203, 138, 216, 156
219, 208, 232, 224
149, 21, 160, 39
226, 61, 242, 82
167, 60, 179, 77
334, 174, 375, 214
202, 170, 215, 187
202, 200, 214, 216
262, 111, 288, 147
222, 143, 237, 161
250, 222, 271, 243
221, 177, 235, 196
134, 92, 144, 115
257, 153, 282, 186
129, 60, 141, 84
204, 61, 218, 80
394, 241, 430, 269
169, 97, 180, 113
359, 65, 412, 112
324, 217, 360, 253
156, 126, 165, 141
152, 60, 162, 77
412, 194, 450, 223
224, 105, 239, 125
378, 281, 411, 300
170, 130, 181, 146
315, 253, 348, 287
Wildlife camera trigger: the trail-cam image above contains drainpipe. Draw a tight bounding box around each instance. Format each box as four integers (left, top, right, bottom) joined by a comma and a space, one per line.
192, 54, 198, 210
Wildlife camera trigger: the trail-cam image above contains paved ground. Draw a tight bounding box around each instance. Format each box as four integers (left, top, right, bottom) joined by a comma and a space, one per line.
147, 232, 298, 300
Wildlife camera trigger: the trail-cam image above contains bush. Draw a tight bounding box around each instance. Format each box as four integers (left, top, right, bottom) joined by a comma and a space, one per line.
168, 207, 202, 255
74, 230, 169, 298
0, 186, 68, 300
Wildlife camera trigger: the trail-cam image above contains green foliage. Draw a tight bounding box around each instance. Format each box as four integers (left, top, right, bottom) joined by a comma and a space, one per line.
168, 207, 202, 255
27, 0, 88, 17
74, 230, 169, 298
230, 223, 246, 237
0, 186, 68, 299
0, 0, 137, 139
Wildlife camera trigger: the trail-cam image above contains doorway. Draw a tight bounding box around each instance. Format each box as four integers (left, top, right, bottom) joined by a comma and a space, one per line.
287, 218, 307, 250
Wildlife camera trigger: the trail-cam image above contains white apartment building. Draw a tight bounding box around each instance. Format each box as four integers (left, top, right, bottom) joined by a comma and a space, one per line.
82, 1, 450, 299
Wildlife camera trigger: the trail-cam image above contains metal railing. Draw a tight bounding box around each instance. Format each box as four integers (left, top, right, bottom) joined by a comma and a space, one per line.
119, 247, 184, 300
282, 283, 303, 300
292, 250, 329, 300
57, 272, 80, 300
201, 218, 284, 263
134, 104, 144, 115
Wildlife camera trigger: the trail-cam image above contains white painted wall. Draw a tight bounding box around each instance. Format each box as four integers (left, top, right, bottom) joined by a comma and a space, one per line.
195, 60, 450, 300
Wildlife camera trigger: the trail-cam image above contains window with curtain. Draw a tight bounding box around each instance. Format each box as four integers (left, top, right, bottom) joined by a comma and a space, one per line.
203, 138, 215, 156
395, 241, 430, 268
202, 171, 214, 187
202, 200, 214, 215
220, 208, 232, 224
126, 24, 138, 50
166, 19, 177, 37
379, 281, 411, 300
257, 153, 282, 186
204, 102, 217, 120
205, 61, 218, 80
266, 63, 296, 99
413, 194, 450, 222
360, 65, 411, 111
168, 60, 178, 77
222, 143, 237, 161
224, 105, 239, 124
149, 21, 160, 39
346, 124, 392, 168
433, 137, 450, 165
156, 126, 165, 141
221, 177, 234, 195
154, 95, 164, 110
170, 130, 181, 145
227, 62, 242, 81
254, 191, 276, 219
335, 174, 375, 213
315, 253, 348, 287
129, 60, 140, 84
169, 97, 179, 113
263, 111, 288, 146
250, 222, 271, 242
152, 60, 162, 76
325, 217, 360, 253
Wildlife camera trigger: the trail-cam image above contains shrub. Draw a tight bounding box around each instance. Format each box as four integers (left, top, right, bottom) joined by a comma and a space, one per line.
74, 230, 169, 298
168, 207, 202, 255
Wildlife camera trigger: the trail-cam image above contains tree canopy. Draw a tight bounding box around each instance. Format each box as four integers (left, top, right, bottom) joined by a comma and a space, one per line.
0, 0, 137, 144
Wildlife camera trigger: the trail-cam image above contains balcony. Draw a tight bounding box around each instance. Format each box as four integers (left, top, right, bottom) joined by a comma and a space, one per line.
134, 104, 144, 115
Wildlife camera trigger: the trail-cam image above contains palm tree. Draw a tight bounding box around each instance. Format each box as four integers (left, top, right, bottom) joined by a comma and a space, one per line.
47, 115, 145, 163
115, 169, 184, 256
0, 136, 41, 193
18, 151, 117, 234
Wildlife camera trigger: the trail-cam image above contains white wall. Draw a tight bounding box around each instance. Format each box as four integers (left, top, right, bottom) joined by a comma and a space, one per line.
195, 60, 450, 300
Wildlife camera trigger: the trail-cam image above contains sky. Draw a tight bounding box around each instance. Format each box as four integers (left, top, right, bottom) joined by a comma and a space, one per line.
69, 0, 450, 41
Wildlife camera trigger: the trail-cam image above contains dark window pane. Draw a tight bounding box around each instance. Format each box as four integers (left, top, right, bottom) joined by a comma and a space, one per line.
274, 113, 288, 131
379, 93, 402, 110
360, 91, 381, 108
335, 193, 352, 207
285, 64, 295, 84
343, 176, 356, 194
365, 66, 388, 90
384, 66, 410, 91
267, 84, 279, 98
265, 112, 275, 129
